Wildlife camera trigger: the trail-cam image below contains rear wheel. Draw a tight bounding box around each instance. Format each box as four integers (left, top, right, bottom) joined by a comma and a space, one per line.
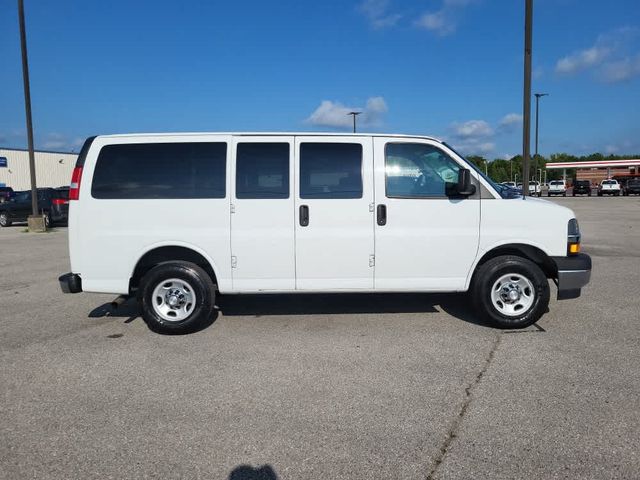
139, 261, 216, 334
43, 211, 52, 228
0, 212, 11, 227
471, 255, 550, 329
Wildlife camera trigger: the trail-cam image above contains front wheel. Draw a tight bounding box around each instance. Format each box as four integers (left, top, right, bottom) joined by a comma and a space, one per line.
563, 192, 566, 197
139, 261, 216, 334
471, 255, 550, 329
0, 212, 11, 227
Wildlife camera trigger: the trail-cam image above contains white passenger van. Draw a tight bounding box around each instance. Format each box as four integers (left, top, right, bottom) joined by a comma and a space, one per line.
59, 133, 591, 333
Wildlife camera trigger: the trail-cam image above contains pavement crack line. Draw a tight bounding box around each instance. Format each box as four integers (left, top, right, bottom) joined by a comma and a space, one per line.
426, 333, 502, 480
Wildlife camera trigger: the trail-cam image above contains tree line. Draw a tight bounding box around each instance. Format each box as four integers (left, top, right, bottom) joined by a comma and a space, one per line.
465, 153, 640, 183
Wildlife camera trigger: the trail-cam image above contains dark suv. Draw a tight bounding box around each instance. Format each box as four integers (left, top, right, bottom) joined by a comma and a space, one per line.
623, 178, 640, 196
0, 187, 69, 227
0, 186, 14, 203
572, 180, 592, 196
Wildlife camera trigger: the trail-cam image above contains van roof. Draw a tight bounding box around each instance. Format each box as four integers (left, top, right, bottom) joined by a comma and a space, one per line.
96, 132, 443, 142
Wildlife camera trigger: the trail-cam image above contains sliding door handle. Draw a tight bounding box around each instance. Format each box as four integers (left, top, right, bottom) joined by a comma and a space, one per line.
299, 205, 309, 227
377, 204, 387, 226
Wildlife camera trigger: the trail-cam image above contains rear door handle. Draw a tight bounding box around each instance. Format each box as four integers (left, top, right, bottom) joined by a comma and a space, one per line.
377, 204, 387, 226
299, 205, 309, 227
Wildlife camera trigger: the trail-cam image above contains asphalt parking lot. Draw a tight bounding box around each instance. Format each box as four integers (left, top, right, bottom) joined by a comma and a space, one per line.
1, 196, 639, 479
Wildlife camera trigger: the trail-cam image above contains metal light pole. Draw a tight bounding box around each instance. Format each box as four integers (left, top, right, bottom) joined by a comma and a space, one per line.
18, 0, 41, 227
521, 0, 533, 199
534, 92, 549, 185
347, 111, 361, 133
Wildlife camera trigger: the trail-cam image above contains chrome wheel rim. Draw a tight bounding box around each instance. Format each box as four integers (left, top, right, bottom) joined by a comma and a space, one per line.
151, 278, 197, 322
490, 273, 535, 317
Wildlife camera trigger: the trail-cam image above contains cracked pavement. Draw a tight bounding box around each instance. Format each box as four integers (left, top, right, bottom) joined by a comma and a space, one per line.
1, 197, 639, 479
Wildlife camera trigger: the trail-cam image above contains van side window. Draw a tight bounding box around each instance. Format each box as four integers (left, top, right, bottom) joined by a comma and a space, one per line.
385, 143, 460, 198
236, 143, 289, 199
300, 143, 363, 199
91, 143, 227, 199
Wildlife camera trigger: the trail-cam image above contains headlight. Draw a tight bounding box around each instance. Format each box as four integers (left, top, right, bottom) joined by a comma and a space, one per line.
568, 218, 581, 255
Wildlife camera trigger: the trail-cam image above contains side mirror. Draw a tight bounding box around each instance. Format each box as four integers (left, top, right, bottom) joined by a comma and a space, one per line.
447, 169, 476, 197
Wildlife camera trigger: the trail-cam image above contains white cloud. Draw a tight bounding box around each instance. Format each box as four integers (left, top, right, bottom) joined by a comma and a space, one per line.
599, 54, 640, 83
555, 27, 640, 82
414, 0, 477, 36
605, 145, 619, 154
447, 118, 495, 155
451, 120, 493, 139
41, 133, 80, 151
358, 0, 401, 29
306, 96, 388, 129
453, 140, 495, 156
414, 11, 454, 36
498, 113, 523, 131
556, 46, 611, 74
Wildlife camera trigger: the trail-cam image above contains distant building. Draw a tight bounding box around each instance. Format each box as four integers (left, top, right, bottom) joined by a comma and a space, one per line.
545, 159, 640, 185
0, 147, 78, 190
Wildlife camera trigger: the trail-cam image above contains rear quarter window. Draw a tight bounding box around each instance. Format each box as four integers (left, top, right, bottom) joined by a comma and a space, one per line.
91, 142, 227, 199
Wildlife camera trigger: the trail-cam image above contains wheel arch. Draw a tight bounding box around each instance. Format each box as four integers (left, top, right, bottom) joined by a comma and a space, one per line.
467, 243, 557, 289
129, 244, 219, 294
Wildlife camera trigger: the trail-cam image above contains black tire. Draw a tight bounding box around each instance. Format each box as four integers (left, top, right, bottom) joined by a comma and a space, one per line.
0, 212, 11, 227
139, 261, 216, 334
43, 211, 52, 228
471, 255, 550, 329
547, 193, 550, 197
598, 192, 602, 197
563, 192, 566, 197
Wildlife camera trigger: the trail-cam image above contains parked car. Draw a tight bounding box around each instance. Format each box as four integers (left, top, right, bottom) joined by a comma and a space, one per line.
622, 178, 640, 196
0, 187, 69, 227
548, 180, 567, 197
501, 181, 517, 188
572, 180, 592, 196
597, 179, 621, 196
517, 181, 541, 196
59, 133, 591, 333
0, 186, 14, 203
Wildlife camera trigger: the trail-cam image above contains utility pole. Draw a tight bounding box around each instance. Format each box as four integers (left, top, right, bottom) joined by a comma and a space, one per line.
18, 0, 43, 230
347, 111, 361, 133
522, 0, 533, 199
534, 92, 549, 186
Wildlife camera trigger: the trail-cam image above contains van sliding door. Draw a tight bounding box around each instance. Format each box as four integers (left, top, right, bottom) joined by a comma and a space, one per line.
230, 136, 296, 291
294, 136, 375, 290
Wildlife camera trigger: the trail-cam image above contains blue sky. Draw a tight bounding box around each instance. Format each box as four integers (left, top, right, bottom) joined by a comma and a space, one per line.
1, 0, 639, 159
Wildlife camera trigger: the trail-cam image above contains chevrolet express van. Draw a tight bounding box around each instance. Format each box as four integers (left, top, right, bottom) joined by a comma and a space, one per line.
59, 133, 591, 333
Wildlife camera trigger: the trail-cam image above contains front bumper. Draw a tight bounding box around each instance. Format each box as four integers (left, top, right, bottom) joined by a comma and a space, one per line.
59, 273, 82, 293
551, 254, 592, 300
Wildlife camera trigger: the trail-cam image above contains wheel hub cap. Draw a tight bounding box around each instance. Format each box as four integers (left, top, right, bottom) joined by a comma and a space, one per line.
490, 274, 535, 317
151, 279, 196, 322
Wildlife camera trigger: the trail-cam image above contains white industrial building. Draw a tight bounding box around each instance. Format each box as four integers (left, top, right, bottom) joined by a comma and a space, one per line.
0, 147, 78, 190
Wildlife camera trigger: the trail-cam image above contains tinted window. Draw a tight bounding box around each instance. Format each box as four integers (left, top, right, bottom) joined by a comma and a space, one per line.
236, 143, 289, 199
54, 189, 69, 200
385, 143, 460, 198
300, 143, 362, 199
92, 143, 226, 199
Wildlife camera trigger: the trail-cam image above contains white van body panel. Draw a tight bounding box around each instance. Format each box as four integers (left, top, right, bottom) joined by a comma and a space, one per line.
70, 134, 233, 294
293, 136, 375, 290
68, 132, 577, 296
372, 137, 481, 291
230, 136, 296, 291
